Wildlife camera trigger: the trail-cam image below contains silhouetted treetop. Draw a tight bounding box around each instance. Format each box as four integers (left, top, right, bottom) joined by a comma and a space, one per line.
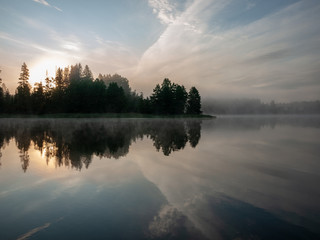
15, 63, 31, 113
150, 78, 194, 115
1, 62, 203, 115
82, 65, 93, 81
98, 73, 131, 94
69, 63, 82, 83
18, 62, 30, 86
186, 87, 202, 114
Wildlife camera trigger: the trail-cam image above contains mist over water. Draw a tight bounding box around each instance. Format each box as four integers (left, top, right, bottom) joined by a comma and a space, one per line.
0, 117, 319, 240
0, 119, 201, 171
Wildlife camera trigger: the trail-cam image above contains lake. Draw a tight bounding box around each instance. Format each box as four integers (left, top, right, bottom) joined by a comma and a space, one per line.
0, 116, 319, 240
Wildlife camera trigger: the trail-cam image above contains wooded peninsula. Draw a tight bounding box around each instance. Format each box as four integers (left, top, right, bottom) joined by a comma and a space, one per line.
0, 63, 203, 116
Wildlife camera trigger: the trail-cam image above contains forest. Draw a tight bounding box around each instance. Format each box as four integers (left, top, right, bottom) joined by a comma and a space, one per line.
0, 63, 202, 115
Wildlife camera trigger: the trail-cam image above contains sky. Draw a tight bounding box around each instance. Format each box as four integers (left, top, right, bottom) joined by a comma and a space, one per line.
0, 0, 319, 102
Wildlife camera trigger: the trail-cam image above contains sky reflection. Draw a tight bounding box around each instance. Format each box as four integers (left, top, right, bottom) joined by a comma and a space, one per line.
0, 117, 319, 239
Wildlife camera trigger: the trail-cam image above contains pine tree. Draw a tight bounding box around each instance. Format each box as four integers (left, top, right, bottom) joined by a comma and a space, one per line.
16, 63, 31, 113
174, 84, 187, 114
82, 65, 93, 81
44, 76, 54, 95
186, 87, 202, 114
69, 63, 82, 83
63, 67, 70, 88
32, 82, 45, 113
55, 68, 64, 89
0, 70, 3, 113
18, 62, 30, 87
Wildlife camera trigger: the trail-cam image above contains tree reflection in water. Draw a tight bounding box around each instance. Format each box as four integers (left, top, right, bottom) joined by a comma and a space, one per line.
0, 119, 201, 171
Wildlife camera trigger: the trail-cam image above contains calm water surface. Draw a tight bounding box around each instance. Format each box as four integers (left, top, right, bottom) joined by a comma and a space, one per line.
0, 116, 319, 240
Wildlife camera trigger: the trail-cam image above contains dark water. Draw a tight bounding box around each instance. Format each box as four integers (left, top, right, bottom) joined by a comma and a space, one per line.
0, 116, 319, 240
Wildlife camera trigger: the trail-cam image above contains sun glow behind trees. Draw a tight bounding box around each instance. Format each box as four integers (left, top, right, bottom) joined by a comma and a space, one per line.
0, 62, 202, 115
29, 57, 70, 86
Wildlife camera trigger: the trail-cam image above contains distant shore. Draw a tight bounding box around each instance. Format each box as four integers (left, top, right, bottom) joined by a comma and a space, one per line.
0, 113, 215, 119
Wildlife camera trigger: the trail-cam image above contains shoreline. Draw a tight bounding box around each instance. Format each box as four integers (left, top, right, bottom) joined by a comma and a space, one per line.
0, 113, 215, 119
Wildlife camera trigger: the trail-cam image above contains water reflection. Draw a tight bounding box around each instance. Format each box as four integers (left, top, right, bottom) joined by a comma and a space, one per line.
204, 115, 320, 130
0, 117, 319, 240
0, 119, 201, 171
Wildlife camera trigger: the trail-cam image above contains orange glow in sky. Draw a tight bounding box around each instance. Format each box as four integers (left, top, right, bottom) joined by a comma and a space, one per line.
29, 57, 70, 85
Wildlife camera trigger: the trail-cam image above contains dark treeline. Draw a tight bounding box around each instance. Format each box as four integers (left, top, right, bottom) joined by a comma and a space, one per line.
0, 63, 201, 115
203, 98, 320, 115
0, 119, 202, 171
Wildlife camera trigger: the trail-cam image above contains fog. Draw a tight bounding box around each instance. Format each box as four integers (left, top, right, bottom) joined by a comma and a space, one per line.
202, 98, 320, 115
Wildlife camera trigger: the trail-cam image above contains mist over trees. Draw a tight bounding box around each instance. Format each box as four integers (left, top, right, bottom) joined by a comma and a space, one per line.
98, 73, 131, 94
0, 63, 202, 115
3, 63, 318, 116
202, 98, 320, 115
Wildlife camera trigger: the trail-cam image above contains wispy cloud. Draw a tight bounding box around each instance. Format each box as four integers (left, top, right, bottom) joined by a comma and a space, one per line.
86, 34, 138, 75
54, 6, 62, 12
0, 30, 65, 56
132, 0, 320, 102
148, 0, 179, 24
33, 0, 62, 12
1, 0, 319, 101
33, 0, 50, 6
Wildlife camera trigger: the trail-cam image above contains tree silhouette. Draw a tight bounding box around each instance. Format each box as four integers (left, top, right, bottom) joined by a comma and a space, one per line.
0, 63, 204, 115
186, 87, 202, 114
150, 78, 194, 115
151, 78, 176, 114
99, 73, 131, 94
82, 65, 93, 81
44, 75, 54, 95
18, 62, 30, 86
54, 67, 64, 90
91, 79, 108, 112
69, 63, 82, 83
51, 68, 66, 112
63, 66, 70, 88
31, 82, 46, 114
174, 84, 188, 114
15, 62, 31, 113
0, 69, 3, 113
106, 82, 127, 112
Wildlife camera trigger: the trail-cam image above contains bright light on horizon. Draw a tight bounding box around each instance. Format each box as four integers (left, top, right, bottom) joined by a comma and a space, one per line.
0, 1, 319, 101
29, 57, 70, 86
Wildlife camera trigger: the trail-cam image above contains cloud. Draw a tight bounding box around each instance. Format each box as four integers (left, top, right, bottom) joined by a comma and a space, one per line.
33, 0, 62, 12
0, 24, 138, 89
148, 0, 177, 24
54, 6, 63, 12
33, 0, 50, 7
2, 0, 319, 102
16, 14, 138, 74
0, 30, 65, 56
84, 34, 139, 76
131, 0, 320, 102
244, 49, 291, 65
148, 0, 190, 25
